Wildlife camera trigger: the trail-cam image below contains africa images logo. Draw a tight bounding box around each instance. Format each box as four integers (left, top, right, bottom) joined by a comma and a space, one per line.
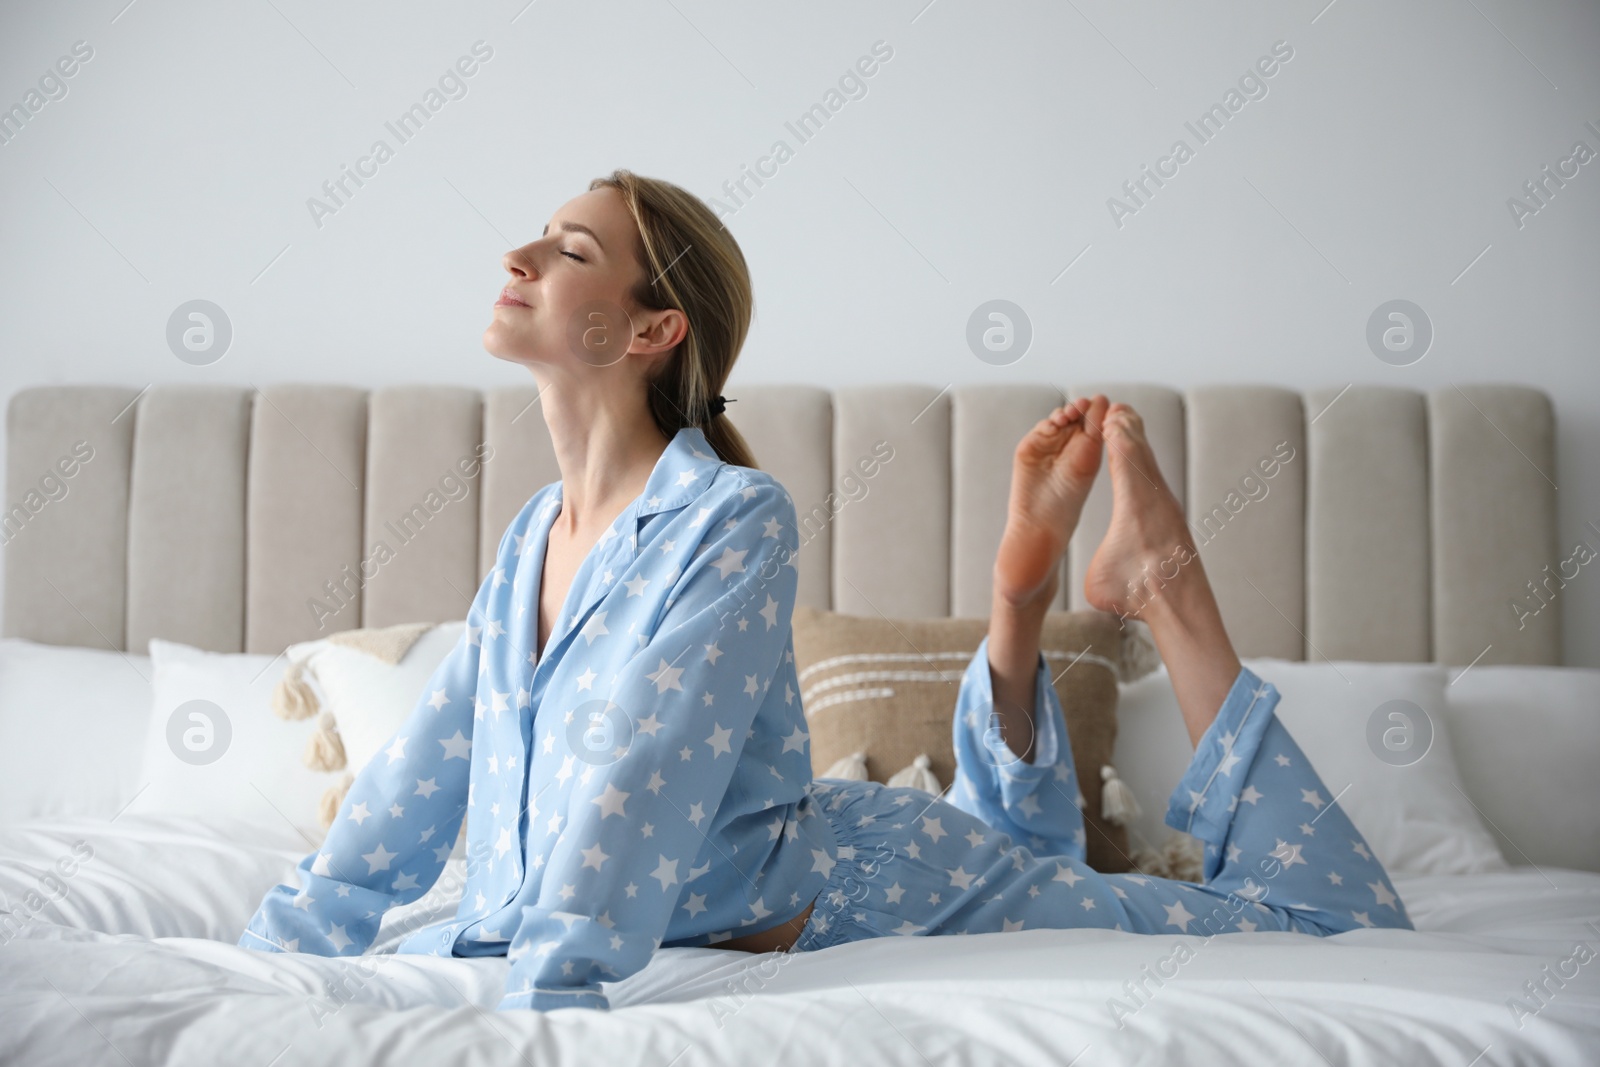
1106, 40, 1295, 229
305, 41, 494, 229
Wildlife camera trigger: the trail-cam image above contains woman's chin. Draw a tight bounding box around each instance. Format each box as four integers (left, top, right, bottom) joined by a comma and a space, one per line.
482, 326, 537, 365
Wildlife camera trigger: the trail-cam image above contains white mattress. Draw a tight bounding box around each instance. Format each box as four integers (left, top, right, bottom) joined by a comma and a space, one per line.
3, 813, 1596, 1065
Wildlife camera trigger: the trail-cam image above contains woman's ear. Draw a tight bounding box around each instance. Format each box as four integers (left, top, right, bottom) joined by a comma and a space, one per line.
633, 305, 688, 356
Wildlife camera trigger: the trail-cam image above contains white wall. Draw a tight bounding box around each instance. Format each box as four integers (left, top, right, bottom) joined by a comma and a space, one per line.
1, 0, 1595, 665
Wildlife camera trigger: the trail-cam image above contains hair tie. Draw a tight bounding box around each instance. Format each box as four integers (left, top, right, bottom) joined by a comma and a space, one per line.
707, 394, 733, 419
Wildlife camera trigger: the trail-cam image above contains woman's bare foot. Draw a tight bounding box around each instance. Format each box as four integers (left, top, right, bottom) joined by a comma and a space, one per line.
992, 395, 1110, 609
1082, 403, 1194, 619
1082, 402, 1242, 750
987, 394, 1107, 765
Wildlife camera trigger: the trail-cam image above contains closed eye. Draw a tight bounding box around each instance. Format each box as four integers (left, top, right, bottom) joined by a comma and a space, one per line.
562, 250, 585, 263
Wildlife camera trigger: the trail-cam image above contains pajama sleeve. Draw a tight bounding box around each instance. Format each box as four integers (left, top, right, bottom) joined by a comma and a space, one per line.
947, 632, 1088, 860
238, 499, 533, 958
498, 478, 800, 1013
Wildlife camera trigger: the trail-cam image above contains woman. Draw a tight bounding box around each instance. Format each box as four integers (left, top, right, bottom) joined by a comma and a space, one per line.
239, 170, 1412, 1013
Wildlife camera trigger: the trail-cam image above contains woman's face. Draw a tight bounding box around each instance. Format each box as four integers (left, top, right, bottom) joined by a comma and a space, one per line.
483, 186, 685, 375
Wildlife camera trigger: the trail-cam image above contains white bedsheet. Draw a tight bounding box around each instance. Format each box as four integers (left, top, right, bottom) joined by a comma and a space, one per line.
2, 814, 1596, 1066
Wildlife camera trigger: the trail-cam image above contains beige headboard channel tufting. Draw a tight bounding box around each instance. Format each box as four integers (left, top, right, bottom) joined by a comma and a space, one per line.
2, 382, 1559, 666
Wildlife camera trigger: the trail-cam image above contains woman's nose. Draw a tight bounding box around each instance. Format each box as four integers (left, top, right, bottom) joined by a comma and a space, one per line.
502, 246, 537, 280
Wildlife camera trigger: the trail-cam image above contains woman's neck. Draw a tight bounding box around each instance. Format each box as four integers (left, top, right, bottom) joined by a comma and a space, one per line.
539, 383, 671, 531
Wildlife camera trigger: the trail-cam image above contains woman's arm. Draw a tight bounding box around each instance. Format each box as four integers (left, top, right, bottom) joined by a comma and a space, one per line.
237, 496, 538, 957
497, 476, 799, 1013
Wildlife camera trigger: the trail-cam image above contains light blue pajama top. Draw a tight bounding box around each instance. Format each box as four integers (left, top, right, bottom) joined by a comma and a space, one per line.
240, 426, 840, 1012
240, 424, 1084, 1013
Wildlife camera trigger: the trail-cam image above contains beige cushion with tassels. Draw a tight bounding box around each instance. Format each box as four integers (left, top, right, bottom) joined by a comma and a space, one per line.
273, 621, 466, 848
793, 606, 1160, 874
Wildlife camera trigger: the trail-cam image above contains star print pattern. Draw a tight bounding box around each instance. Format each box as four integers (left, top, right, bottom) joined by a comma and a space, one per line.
238, 427, 831, 1014
792, 666, 1413, 955
242, 430, 1414, 1006
943, 633, 1088, 861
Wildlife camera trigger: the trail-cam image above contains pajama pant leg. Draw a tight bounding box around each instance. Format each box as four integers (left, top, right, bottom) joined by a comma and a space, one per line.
1130, 667, 1416, 935
943, 633, 1091, 862
793, 665, 1413, 954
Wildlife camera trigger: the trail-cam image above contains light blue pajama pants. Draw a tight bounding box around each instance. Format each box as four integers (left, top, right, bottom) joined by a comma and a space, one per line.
790, 658, 1414, 952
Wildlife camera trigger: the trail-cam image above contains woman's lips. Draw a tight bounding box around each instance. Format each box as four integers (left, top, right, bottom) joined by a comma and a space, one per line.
496, 288, 531, 308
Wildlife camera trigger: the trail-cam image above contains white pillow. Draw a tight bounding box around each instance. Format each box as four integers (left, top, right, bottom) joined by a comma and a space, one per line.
287, 621, 464, 778
285, 621, 468, 860
128, 639, 336, 846
1444, 665, 1600, 874
0, 638, 153, 824
1112, 660, 1507, 877
1111, 668, 1203, 856
1249, 659, 1506, 876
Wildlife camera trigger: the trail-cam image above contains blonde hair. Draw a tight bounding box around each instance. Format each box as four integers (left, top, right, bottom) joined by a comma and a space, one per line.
588, 169, 759, 470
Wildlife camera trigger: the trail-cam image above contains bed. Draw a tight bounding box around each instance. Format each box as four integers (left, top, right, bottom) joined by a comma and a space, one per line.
3, 381, 1597, 1065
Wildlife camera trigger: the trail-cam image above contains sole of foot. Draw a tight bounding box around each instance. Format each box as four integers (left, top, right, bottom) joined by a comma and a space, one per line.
993, 394, 1109, 608
1082, 402, 1195, 620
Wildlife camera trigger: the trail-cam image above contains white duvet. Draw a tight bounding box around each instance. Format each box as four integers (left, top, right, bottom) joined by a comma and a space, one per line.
2, 814, 1597, 1066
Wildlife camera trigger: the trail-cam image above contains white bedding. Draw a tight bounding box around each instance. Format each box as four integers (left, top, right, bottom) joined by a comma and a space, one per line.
3, 814, 1596, 1066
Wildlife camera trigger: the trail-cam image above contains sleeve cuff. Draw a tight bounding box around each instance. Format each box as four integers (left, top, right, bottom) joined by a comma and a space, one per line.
498, 986, 611, 1013
237, 878, 387, 957
238, 925, 291, 952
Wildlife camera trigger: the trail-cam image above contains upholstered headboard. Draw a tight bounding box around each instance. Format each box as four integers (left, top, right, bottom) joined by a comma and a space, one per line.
2, 383, 1559, 666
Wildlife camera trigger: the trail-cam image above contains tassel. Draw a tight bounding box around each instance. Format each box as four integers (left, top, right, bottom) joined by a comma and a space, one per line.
820, 750, 870, 781
1129, 844, 1169, 879
303, 711, 347, 772
1162, 833, 1204, 882
886, 753, 941, 795
1100, 763, 1142, 825
272, 658, 320, 721
318, 772, 355, 829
